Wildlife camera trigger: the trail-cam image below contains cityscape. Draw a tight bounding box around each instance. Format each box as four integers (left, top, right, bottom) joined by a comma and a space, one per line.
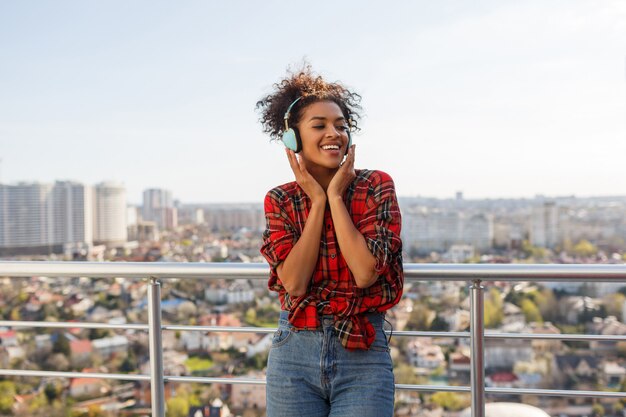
0, 180, 625, 416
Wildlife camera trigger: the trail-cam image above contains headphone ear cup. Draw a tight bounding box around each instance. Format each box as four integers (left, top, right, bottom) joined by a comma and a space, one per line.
283, 128, 302, 153
282, 129, 301, 152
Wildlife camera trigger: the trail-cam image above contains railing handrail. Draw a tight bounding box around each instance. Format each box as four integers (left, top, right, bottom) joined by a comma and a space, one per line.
1, 261, 626, 417
1, 261, 625, 281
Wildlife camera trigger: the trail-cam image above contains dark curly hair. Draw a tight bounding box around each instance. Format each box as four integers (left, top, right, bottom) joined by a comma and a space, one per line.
256, 64, 362, 141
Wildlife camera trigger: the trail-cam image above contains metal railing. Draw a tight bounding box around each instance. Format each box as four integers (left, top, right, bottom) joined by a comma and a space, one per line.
1, 261, 626, 417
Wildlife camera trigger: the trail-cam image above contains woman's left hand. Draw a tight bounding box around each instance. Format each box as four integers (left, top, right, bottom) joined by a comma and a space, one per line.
327, 145, 356, 200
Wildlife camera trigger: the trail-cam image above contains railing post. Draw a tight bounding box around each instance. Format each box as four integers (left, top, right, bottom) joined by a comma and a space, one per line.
470, 279, 485, 417
148, 277, 166, 417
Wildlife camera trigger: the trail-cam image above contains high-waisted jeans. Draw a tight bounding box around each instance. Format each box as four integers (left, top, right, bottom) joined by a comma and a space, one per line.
266, 311, 395, 417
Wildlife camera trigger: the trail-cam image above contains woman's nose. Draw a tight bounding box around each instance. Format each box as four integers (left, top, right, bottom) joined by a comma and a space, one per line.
326, 126, 341, 137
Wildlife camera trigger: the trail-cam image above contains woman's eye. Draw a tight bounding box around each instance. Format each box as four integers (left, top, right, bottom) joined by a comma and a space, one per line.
336, 125, 349, 131
313, 125, 324, 129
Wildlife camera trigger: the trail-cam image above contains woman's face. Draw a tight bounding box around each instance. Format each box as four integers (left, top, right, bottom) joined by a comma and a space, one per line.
297, 100, 350, 170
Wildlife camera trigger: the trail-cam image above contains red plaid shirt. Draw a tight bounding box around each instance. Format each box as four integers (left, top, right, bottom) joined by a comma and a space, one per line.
260, 169, 404, 350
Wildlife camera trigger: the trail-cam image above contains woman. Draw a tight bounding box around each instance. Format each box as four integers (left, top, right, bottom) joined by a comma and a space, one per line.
257, 66, 404, 417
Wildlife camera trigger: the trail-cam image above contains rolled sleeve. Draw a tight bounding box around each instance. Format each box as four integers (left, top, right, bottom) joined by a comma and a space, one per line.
260, 190, 299, 290
356, 172, 402, 276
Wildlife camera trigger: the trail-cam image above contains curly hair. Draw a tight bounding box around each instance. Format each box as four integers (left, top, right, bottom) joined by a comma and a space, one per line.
256, 64, 362, 140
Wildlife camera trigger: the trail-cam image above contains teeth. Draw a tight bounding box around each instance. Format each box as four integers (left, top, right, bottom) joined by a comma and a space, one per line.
322, 145, 339, 150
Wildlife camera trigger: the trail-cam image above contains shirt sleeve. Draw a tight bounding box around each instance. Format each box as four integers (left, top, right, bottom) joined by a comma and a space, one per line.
260, 189, 299, 290
355, 171, 402, 276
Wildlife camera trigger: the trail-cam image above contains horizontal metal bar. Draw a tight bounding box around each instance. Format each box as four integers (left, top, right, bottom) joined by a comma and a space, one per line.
392, 330, 470, 338
0, 369, 149, 381
0, 320, 622, 343
485, 387, 626, 399
395, 384, 470, 393
403, 263, 626, 282
0, 261, 267, 279
2, 369, 623, 399
167, 376, 268, 385
163, 325, 275, 333
1, 261, 625, 282
0, 320, 148, 330
486, 332, 626, 342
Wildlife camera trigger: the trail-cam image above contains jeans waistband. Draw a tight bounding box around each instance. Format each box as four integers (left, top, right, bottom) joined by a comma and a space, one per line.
279, 310, 384, 327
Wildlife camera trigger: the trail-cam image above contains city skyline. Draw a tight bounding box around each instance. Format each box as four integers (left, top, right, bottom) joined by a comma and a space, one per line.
2, 177, 626, 206
1, 1, 625, 203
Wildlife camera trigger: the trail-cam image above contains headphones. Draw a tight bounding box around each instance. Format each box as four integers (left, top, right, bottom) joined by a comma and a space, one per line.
281, 97, 352, 154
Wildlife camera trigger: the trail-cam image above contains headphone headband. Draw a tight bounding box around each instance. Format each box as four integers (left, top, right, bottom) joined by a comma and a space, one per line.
283, 97, 302, 131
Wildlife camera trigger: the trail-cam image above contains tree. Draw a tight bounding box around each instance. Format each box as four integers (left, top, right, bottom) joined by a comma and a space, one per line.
534, 288, 557, 323
602, 293, 626, 317
573, 239, 597, 258
44, 383, 61, 404
591, 402, 605, 417
394, 363, 424, 385
430, 392, 469, 411
53, 332, 70, 356
521, 299, 543, 323
429, 314, 449, 331
0, 380, 16, 414
406, 302, 434, 331
484, 287, 503, 328
46, 353, 70, 371
166, 397, 189, 417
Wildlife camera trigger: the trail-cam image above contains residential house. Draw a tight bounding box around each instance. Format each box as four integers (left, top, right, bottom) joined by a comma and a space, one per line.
70, 339, 94, 367
485, 335, 533, 370
552, 354, 599, 390
92, 335, 128, 359
449, 348, 471, 382
603, 361, 626, 387
0, 330, 18, 347
406, 338, 445, 370
523, 322, 563, 354
188, 399, 232, 417
69, 377, 108, 398
587, 316, 626, 354
229, 371, 266, 410
246, 333, 272, 358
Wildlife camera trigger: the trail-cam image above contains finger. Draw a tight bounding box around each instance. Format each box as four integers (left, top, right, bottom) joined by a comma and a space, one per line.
286, 149, 301, 178
342, 145, 354, 169
297, 154, 310, 175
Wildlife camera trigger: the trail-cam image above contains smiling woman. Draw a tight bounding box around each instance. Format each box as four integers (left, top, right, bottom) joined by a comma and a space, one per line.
256, 65, 404, 417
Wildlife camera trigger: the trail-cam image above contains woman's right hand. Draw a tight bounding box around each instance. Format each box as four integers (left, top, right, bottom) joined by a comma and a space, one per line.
286, 149, 326, 204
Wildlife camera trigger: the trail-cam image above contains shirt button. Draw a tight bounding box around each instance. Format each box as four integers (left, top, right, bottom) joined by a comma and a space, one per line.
331, 254, 336, 259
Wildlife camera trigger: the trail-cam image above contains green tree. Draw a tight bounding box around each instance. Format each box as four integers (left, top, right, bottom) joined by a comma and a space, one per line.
0, 380, 16, 413
394, 363, 424, 385
602, 293, 626, 317
53, 332, 70, 356
573, 239, 597, 258
521, 299, 543, 323
430, 392, 469, 411
534, 288, 557, 323
429, 314, 449, 331
591, 402, 605, 417
166, 397, 189, 417
44, 382, 61, 404
406, 302, 434, 330
484, 287, 503, 328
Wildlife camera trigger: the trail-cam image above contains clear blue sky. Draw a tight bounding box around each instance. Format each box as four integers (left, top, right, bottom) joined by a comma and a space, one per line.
1, 1, 625, 204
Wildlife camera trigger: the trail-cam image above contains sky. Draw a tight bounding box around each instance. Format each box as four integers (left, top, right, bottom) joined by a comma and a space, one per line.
0, 1, 625, 204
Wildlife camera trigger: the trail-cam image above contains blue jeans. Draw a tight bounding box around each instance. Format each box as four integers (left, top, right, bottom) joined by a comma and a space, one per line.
266, 311, 395, 417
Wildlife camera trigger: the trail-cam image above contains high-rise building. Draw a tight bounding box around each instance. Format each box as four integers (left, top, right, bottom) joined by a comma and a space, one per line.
94, 182, 127, 246
142, 188, 177, 230
531, 201, 563, 248
0, 181, 93, 255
